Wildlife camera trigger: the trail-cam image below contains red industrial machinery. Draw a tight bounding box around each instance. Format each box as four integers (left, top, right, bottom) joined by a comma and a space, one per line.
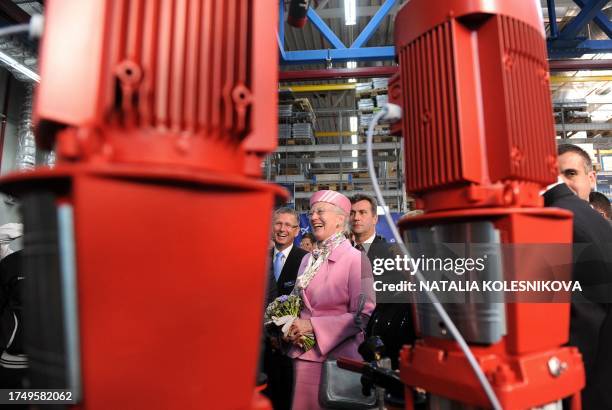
393, 0, 584, 409
0, 1, 281, 409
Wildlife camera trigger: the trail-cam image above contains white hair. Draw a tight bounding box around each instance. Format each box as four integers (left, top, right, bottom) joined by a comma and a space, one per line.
331, 204, 350, 235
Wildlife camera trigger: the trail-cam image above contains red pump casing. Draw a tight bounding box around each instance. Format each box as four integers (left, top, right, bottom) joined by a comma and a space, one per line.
393, 0, 584, 408
0, 1, 282, 409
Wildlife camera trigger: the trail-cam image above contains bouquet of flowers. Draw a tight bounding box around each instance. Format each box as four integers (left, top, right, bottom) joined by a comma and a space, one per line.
265, 294, 315, 351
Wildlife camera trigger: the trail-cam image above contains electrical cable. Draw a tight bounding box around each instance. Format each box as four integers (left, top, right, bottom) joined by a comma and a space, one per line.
366, 104, 503, 410
0, 24, 29, 38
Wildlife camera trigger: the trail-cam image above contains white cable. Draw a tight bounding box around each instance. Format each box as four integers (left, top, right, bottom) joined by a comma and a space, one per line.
367, 104, 502, 410
0, 23, 29, 38
0, 15, 44, 39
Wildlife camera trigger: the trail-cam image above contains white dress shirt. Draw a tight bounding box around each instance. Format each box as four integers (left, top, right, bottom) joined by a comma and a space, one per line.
357, 232, 377, 254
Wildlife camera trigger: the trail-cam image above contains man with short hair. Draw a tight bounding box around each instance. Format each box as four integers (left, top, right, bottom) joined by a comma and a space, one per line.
267, 207, 307, 303
558, 144, 596, 201
350, 194, 381, 254
263, 207, 307, 410
544, 173, 612, 408
589, 191, 612, 221
349, 194, 415, 369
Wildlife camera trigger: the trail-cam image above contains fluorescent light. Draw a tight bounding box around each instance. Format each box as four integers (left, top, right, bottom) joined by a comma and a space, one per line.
352, 149, 358, 157
0, 51, 40, 83
350, 116, 358, 132
352, 162, 358, 169
351, 134, 358, 144
344, 0, 356, 25
346, 62, 357, 84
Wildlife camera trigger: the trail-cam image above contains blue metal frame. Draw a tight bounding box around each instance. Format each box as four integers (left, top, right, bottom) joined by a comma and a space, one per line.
547, 0, 559, 38
558, 0, 608, 39
571, 0, 612, 39
278, 0, 287, 62
547, 0, 612, 58
350, 0, 397, 49
279, 0, 397, 64
306, 6, 346, 49
278, 0, 612, 63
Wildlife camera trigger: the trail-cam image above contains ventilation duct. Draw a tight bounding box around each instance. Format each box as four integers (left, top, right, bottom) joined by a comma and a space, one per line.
15, 84, 35, 170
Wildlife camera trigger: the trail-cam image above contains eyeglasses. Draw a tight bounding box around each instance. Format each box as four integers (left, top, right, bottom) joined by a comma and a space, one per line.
307, 208, 330, 217
273, 222, 299, 229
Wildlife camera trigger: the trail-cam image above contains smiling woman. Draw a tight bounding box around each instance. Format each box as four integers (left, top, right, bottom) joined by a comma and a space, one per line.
286, 190, 376, 410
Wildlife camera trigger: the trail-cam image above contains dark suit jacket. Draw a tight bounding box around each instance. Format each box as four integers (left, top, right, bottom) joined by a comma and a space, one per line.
363, 235, 416, 369
367, 235, 399, 261
266, 245, 308, 306
263, 244, 307, 410
544, 183, 612, 409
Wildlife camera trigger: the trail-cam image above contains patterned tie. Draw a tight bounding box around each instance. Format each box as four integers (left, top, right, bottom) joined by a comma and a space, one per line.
355, 243, 365, 252
273, 252, 284, 281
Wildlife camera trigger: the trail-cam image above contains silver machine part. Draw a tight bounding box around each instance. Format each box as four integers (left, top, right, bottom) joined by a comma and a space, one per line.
58, 204, 82, 402
405, 221, 506, 344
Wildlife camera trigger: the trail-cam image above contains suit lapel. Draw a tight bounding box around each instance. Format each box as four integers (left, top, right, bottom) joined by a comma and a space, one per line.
266, 249, 277, 304
366, 235, 384, 259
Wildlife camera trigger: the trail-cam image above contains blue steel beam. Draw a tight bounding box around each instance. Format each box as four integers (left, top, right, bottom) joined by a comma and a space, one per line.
547, 0, 559, 38
306, 7, 346, 49
558, 0, 609, 39
280, 0, 612, 64
350, 0, 398, 49
572, 0, 612, 39
282, 46, 396, 64
548, 39, 612, 58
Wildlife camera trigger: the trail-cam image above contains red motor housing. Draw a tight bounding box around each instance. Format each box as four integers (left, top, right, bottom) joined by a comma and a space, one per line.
393, 0, 584, 408
1, 1, 282, 409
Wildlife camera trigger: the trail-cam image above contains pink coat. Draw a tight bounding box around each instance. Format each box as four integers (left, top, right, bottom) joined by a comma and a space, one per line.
289, 240, 376, 362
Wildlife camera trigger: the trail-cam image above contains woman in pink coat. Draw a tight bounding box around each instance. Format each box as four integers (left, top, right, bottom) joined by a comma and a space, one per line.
286, 190, 375, 410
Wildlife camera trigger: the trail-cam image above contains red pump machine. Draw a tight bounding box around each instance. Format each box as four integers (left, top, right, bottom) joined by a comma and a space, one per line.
0, 1, 281, 409
0, 0, 586, 409
392, 0, 585, 408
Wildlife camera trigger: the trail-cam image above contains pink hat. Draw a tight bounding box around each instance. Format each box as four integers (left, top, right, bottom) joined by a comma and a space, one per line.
309, 190, 351, 215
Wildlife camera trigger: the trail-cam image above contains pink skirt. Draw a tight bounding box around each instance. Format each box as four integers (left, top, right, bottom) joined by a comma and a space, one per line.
291, 359, 323, 410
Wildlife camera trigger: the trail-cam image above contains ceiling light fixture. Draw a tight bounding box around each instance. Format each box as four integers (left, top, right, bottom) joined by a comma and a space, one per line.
344, 0, 356, 26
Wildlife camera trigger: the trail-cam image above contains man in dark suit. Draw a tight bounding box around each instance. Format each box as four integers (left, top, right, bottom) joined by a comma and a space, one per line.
263, 207, 308, 410
350, 194, 415, 369
544, 178, 612, 408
